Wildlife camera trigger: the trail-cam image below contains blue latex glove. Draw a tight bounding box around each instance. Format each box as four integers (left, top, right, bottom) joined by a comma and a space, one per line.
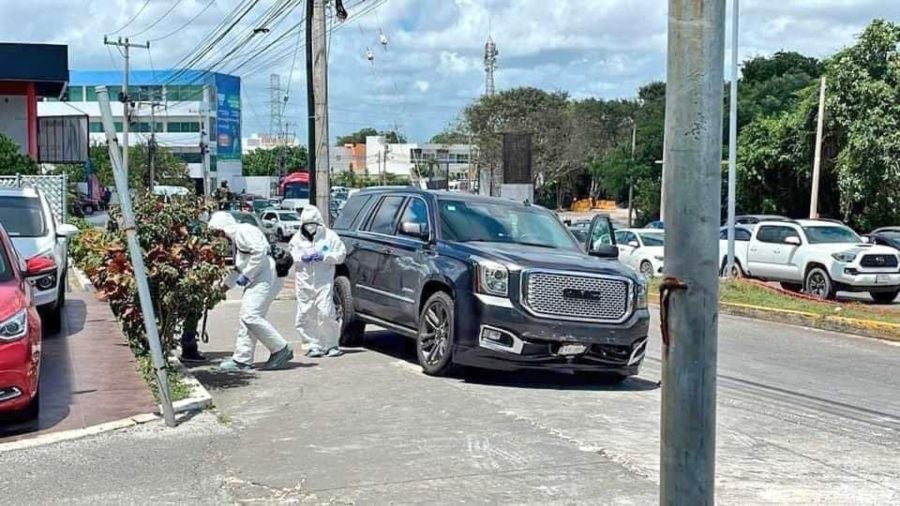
235, 274, 251, 287
301, 251, 324, 263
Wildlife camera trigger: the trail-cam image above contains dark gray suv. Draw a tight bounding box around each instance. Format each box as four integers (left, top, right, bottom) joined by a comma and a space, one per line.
332, 188, 650, 380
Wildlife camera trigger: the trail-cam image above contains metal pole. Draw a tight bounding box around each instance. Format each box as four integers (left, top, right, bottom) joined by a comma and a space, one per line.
810, 76, 826, 219
628, 120, 636, 227
305, 0, 317, 206
97, 86, 177, 427
312, 0, 331, 223
149, 103, 156, 192
725, 0, 739, 276
201, 85, 212, 196
123, 40, 130, 179
660, 0, 725, 504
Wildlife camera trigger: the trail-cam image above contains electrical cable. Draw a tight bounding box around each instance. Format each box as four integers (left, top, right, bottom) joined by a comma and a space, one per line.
150, 0, 217, 42
106, 0, 152, 36
128, 0, 183, 38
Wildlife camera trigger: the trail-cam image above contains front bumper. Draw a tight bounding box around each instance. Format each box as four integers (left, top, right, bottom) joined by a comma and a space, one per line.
0, 341, 37, 413
829, 265, 900, 292
453, 293, 651, 373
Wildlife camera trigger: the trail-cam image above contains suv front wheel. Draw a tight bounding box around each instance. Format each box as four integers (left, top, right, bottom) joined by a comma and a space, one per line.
417, 292, 455, 376
805, 267, 836, 300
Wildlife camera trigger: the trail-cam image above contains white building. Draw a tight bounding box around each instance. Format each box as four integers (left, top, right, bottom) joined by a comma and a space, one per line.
37, 69, 243, 194
242, 133, 299, 154
365, 135, 474, 180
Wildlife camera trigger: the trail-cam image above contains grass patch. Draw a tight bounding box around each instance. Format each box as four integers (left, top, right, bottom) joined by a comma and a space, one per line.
649, 278, 900, 326
137, 355, 193, 403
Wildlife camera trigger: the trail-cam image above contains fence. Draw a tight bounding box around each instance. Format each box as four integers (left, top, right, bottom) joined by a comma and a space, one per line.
0, 174, 68, 223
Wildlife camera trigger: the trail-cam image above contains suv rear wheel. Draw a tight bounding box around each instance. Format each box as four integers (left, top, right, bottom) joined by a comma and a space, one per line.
334, 276, 365, 347
870, 290, 899, 304
805, 267, 836, 300
417, 292, 455, 376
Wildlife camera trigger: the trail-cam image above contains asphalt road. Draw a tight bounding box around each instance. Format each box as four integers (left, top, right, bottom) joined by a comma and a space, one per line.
2, 301, 898, 504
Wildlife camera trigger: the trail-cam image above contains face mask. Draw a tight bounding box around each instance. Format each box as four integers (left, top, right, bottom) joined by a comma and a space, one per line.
303, 223, 319, 236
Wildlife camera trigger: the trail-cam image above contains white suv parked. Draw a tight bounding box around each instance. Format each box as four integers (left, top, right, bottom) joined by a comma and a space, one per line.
0, 188, 78, 331
741, 219, 900, 302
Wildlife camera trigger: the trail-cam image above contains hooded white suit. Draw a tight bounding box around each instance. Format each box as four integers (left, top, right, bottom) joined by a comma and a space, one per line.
208, 211, 288, 364
288, 206, 347, 351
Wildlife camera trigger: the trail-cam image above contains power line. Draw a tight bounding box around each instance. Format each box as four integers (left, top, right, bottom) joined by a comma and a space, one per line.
106, 0, 152, 36
129, 0, 183, 38
149, 0, 216, 42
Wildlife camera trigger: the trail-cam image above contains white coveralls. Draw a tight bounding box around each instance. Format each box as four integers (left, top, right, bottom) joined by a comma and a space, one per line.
288, 206, 347, 351
208, 212, 288, 364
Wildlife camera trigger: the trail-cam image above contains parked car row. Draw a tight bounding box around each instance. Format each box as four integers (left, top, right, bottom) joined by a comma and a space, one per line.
0, 187, 80, 422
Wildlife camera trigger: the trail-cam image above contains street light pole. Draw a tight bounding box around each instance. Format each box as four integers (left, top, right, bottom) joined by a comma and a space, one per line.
660, 0, 725, 504
810, 76, 827, 219
725, 0, 740, 276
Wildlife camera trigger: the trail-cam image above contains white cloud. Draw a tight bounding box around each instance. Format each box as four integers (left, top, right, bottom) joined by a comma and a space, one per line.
414, 80, 430, 92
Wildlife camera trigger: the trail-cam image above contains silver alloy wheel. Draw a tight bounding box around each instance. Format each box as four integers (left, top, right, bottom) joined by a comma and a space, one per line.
333, 291, 344, 328
640, 261, 654, 278
806, 270, 828, 298
419, 301, 450, 366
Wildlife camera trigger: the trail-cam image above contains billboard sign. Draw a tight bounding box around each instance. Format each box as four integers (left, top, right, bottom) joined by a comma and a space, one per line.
38, 115, 89, 163
215, 74, 241, 160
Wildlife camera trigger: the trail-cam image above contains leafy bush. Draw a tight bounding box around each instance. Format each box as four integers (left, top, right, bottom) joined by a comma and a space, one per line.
70, 194, 228, 359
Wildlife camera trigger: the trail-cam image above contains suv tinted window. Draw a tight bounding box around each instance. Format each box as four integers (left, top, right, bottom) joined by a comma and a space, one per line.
333, 194, 372, 230
366, 196, 405, 235
0, 196, 46, 237
720, 228, 752, 241
757, 225, 798, 244
398, 198, 429, 238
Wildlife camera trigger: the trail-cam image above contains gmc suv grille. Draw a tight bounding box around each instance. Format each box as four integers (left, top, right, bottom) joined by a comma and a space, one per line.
522, 271, 631, 322
860, 254, 899, 268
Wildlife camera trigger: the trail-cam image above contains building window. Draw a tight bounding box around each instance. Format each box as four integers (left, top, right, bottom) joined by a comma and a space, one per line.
89, 121, 103, 133
67, 86, 84, 102
174, 152, 203, 164
114, 122, 124, 133
167, 121, 201, 133
167, 85, 203, 102
452, 153, 470, 163
85, 87, 97, 101
133, 121, 164, 133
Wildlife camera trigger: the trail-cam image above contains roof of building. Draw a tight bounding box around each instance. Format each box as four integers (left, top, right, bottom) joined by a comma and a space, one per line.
0, 43, 68, 97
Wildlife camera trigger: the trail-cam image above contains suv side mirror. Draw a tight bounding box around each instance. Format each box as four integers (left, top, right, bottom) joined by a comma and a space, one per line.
589, 244, 619, 259
784, 236, 801, 246
628, 240, 639, 248
399, 222, 428, 240
57, 224, 79, 238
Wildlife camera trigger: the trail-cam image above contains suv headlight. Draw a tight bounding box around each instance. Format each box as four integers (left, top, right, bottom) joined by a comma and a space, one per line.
476, 260, 509, 297
635, 280, 648, 310
832, 252, 857, 263
0, 309, 28, 342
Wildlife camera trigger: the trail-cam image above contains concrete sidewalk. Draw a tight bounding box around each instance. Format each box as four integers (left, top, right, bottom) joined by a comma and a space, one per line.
0, 277, 156, 441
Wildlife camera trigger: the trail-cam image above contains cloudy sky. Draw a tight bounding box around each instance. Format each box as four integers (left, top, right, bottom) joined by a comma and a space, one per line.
3, 0, 898, 142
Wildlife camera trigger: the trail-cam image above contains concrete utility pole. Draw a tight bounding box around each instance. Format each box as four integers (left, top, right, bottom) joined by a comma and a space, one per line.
628, 119, 637, 227
104, 37, 149, 178
96, 86, 176, 428
200, 85, 212, 196
660, 1, 725, 504
810, 76, 827, 219
148, 100, 164, 192
305, 0, 317, 206
725, 0, 740, 277
312, 0, 331, 223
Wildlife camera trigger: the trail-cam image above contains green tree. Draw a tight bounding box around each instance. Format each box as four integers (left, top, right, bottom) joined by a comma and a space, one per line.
0, 132, 38, 175
429, 124, 469, 144
336, 128, 406, 145
242, 145, 308, 176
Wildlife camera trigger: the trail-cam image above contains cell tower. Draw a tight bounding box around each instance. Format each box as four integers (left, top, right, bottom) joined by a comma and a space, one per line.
269, 73, 283, 137
484, 36, 498, 96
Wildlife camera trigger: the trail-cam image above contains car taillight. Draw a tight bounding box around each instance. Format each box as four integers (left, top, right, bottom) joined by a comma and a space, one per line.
26, 254, 56, 276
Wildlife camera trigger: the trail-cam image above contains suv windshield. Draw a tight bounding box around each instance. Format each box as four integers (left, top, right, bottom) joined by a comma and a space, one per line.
0, 197, 46, 237
277, 212, 300, 221
230, 212, 260, 227
439, 199, 576, 250
803, 226, 860, 244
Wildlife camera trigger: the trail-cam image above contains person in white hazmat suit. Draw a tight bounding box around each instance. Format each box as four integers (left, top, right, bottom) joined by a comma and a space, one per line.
207, 211, 294, 371
289, 206, 347, 358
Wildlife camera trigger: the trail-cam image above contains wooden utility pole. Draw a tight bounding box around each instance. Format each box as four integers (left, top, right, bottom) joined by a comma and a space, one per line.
660, 0, 725, 504
311, 0, 331, 222
810, 76, 826, 219
103, 36, 149, 178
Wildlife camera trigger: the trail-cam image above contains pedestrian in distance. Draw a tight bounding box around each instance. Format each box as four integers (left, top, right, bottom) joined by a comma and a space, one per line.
207, 211, 294, 371
289, 206, 347, 358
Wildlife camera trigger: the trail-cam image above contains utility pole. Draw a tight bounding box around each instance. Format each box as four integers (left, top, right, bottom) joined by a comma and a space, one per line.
200, 85, 212, 196
148, 100, 164, 192
312, 0, 331, 223
305, 0, 317, 206
96, 86, 176, 427
810, 76, 826, 219
660, 1, 725, 505
725, 0, 740, 277
104, 36, 149, 178
628, 119, 637, 227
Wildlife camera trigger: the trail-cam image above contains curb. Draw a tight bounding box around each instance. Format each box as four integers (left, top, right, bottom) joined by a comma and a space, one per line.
649, 295, 900, 342
69, 262, 93, 292
0, 413, 158, 454
168, 355, 214, 414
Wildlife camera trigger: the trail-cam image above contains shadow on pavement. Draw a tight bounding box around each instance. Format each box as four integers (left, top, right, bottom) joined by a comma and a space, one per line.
361, 330, 661, 392
190, 369, 256, 391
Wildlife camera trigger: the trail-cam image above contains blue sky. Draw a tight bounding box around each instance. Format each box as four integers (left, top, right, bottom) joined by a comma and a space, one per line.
4, 0, 899, 142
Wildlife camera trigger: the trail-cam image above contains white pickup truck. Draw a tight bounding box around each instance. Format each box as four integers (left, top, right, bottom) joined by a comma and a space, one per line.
725, 219, 900, 303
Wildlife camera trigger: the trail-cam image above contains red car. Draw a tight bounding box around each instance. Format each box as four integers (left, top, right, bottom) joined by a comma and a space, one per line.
0, 224, 43, 421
